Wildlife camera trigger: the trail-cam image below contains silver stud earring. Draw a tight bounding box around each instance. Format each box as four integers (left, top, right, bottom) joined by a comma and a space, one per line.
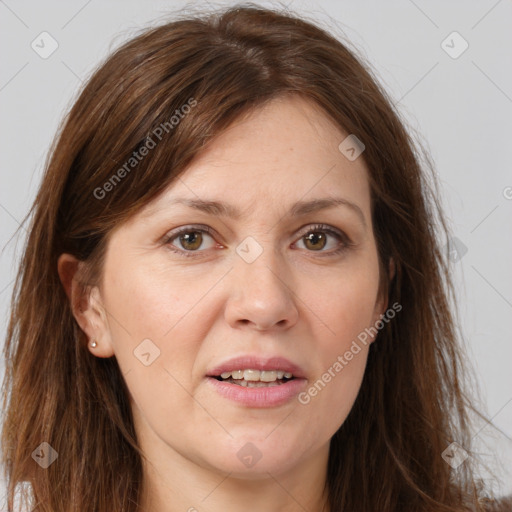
90, 340, 98, 348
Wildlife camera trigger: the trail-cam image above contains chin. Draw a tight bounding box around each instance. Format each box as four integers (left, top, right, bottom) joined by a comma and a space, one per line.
210, 454, 300, 479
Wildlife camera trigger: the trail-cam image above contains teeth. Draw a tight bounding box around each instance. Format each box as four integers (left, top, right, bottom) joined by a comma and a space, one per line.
245, 381, 280, 388
216, 369, 294, 382
260, 371, 278, 382
244, 369, 260, 381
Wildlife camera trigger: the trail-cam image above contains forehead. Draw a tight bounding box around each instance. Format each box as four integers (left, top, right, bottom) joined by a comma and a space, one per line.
141, 95, 372, 221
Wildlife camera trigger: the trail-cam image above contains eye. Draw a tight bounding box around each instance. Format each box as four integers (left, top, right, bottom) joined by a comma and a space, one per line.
163, 223, 351, 258
163, 225, 219, 256
293, 224, 350, 255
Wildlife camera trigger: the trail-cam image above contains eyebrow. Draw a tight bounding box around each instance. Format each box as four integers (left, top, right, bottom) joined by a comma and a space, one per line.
145, 197, 366, 227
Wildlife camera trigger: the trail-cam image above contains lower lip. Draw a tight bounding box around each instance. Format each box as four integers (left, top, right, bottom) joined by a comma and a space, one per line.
206, 377, 307, 408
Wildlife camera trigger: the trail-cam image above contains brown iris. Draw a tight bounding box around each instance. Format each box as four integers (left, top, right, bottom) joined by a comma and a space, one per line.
179, 231, 203, 250
303, 232, 327, 251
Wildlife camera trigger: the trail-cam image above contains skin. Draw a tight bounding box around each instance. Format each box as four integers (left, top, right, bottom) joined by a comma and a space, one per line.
59, 95, 393, 512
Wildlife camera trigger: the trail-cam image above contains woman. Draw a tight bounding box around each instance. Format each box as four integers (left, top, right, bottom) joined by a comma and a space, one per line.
1, 4, 508, 511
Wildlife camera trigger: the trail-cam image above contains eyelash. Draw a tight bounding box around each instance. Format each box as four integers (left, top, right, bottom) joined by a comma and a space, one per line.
162, 223, 353, 259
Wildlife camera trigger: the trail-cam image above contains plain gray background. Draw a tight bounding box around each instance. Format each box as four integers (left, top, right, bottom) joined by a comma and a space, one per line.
1, 0, 511, 506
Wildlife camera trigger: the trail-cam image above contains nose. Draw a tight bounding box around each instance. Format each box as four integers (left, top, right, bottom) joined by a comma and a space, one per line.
224, 243, 299, 332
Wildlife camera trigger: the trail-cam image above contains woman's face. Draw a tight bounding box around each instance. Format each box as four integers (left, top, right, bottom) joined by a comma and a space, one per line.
85, 95, 388, 478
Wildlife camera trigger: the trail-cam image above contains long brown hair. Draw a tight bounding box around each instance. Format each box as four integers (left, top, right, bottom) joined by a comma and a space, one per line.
1, 4, 502, 511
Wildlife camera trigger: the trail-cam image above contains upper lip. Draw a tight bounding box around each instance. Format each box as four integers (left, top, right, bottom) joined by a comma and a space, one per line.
207, 355, 306, 379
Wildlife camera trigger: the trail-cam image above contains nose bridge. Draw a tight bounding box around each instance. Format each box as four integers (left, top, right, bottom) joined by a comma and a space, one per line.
235, 234, 289, 296
225, 234, 299, 329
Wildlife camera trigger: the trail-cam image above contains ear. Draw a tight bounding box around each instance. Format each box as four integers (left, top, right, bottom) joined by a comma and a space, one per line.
370, 257, 396, 342
57, 253, 115, 358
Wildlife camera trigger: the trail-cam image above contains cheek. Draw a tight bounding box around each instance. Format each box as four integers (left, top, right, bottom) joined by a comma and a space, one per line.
303, 345, 369, 439
298, 253, 379, 423
101, 256, 221, 383
300, 296, 372, 436
103, 254, 218, 340
102, 261, 216, 429
312, 250, 381, 348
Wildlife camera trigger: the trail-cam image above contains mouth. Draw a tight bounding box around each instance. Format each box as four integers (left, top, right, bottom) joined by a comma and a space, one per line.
205, 355, 306, 407
211, 369, 295, 388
